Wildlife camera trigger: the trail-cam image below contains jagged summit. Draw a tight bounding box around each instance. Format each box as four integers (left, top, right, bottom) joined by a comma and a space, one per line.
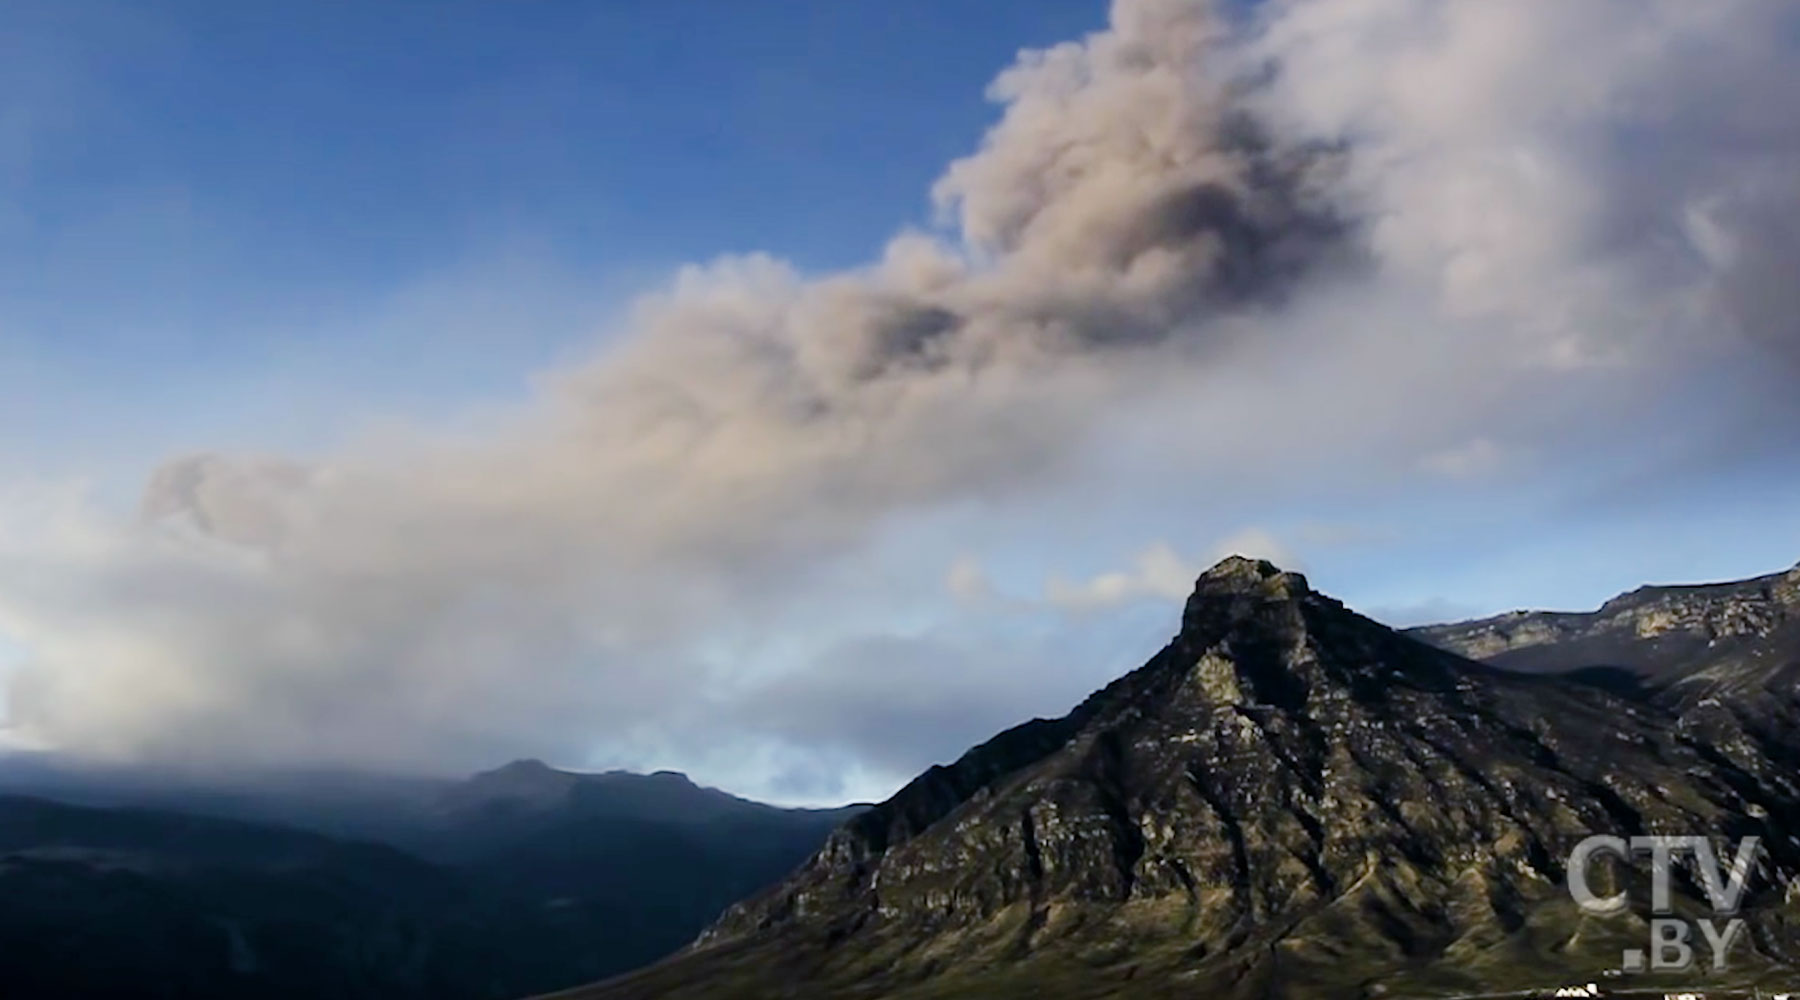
1183, 556, 1319, 630
1192, 555, 1310, 593
1180, 553, 1339, 640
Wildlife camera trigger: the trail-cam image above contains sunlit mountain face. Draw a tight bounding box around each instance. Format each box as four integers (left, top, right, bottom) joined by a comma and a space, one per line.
558, 559, 1800, 999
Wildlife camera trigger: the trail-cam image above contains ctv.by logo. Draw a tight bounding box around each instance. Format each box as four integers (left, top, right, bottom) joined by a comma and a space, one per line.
1567, 835, 1762, 972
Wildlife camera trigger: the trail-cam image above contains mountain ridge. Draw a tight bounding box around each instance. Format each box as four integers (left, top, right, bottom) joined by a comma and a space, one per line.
1411, 559, 1800, 683
0, 758, 864, 998
555, 556, 1800, 1000
0, 792, 596, 1000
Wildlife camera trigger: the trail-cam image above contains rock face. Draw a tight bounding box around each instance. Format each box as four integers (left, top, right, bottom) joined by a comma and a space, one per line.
1415, 558, 1800, 829
1413, 561, 1800, 686
1413, 558, 1799, 707
558, 558, 1800, 1000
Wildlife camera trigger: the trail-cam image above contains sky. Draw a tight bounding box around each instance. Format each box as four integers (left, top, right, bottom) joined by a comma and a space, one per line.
2, 0, 1798, 806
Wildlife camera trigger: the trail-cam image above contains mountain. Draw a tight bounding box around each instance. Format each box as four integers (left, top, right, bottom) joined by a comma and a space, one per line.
1411, 560, 1800, 689
0, 759, 863, 997
433, 759, 854, 835
0, 795, 592, 1000
0, 754, 448, 842
1413, 558, 1800, 826
552, 558, 1800, 1000
421, 761, 867, 978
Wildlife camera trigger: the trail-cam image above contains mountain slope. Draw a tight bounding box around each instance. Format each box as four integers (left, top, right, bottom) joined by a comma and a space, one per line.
0, 795, 599, 1000
1414, 558, 1800, 820
554, 558, 1800, 1000
0, 761, 863, 996
1411, 561, 1800, 686
425, 761, 866, 977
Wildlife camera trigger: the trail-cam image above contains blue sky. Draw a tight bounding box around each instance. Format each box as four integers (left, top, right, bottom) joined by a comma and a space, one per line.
2, 1, 1110, 482
2, 0, 1798, 803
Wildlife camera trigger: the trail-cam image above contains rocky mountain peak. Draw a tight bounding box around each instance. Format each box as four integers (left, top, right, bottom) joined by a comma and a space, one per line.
560, 562, 1800, 1000
1192, 555, 1311, 596
1180, 556, 1326, 638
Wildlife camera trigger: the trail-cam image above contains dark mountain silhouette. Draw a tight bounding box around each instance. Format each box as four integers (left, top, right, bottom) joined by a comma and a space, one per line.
0, 794, 591, 999
419, 761, 866, 976
552, 558, 1800, 1000
0, 760, 861, 998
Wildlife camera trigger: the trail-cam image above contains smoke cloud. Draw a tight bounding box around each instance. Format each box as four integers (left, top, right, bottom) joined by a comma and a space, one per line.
2, 0, 1797, 799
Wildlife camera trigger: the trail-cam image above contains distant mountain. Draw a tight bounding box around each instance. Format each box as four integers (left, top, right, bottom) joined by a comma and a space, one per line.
1414, 557, 1800, 810
555, 558, 1800, 1000
421, 761, 866, 977
1411, 560, 1800, 689
434, 759, 851, 835
0, 754, 448, 842
0, 759, 863, 997
0, 795, 589, 999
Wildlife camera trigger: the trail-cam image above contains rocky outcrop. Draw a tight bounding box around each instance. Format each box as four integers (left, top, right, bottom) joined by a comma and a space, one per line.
1413, 560, 1800, 682
560, 558, 1800, 1000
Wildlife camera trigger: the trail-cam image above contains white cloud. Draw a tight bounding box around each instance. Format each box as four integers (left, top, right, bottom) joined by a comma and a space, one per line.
2, 0, 1798, 798
1046, 543, 1200, 612
944, 554, 998, 605
1045, 530, 1296, 613
1420, 438, 1510, 480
